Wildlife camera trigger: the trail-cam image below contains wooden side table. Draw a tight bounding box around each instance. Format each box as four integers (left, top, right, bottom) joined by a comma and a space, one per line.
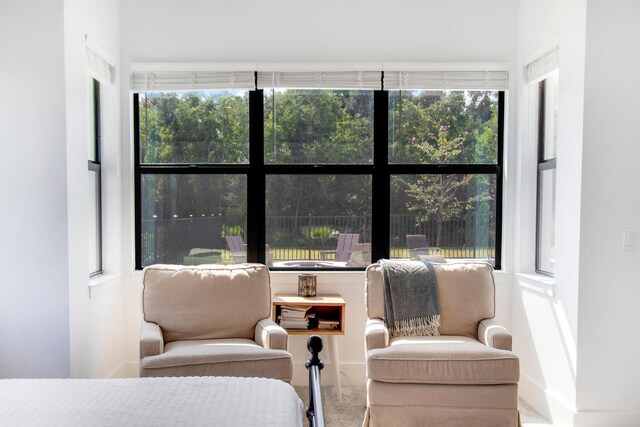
272, 294, 346, 401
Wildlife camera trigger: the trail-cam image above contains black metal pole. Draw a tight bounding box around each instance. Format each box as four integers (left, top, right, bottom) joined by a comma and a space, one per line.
305, 335, 325, 427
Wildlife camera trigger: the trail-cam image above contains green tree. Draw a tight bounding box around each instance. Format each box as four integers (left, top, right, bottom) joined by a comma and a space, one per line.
393, 91, 498, 247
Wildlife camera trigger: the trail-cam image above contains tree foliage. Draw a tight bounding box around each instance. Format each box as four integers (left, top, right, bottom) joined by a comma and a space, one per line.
389, 91, 498, 245
139, 89, 498, 250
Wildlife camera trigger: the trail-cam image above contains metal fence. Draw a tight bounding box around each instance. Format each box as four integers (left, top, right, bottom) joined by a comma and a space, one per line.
389, 214, 495, 259
141, 213, 494, 266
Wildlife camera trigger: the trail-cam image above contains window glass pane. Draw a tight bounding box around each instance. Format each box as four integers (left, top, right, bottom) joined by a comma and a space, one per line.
140, 174, 247, 267
390, 174, 496, 262
266, 175, 372, 268
89, 170, 101, 274
139, 91, 249, 164
264, 89, 374, 164
89, 79, 100, 163
542, 71, 559, 160
388, 90, 499, 164
537, 168, 556, 273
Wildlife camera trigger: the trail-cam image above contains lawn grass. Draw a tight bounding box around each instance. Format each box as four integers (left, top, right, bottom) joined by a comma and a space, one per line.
215, 247, 495, 263
269, 247, 494, 261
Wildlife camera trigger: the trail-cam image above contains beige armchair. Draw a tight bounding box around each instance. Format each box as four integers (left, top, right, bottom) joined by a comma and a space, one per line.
364, 262, 519, 427
140, 264, 293, 381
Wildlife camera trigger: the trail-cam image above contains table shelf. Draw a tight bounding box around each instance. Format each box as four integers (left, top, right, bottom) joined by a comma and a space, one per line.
272, 294, 345, 335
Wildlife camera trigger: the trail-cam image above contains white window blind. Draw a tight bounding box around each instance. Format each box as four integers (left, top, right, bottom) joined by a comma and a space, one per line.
131, 71, 255, 92
525, 47, 559, 83
383, 71, 509, 91
257, 71, 382, 90
85, 39, 115, 85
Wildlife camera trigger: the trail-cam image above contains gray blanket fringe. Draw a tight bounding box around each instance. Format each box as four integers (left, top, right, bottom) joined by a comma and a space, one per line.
389, 314, 440, 337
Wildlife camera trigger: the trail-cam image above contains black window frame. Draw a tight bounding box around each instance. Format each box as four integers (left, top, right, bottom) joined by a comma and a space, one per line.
535, 79, 556, 276
134, 75, 505, 271
89, 78, 103, 277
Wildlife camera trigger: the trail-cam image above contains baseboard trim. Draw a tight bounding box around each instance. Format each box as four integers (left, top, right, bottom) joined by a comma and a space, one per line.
573, 410, 640, 427
519, 372, 575, 426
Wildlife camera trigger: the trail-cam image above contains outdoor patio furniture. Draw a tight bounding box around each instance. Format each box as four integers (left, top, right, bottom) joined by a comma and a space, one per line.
225, 236, 247, 263
225, 236, 273, 266
406, 234, 441, 260
348, 243, 371, 267
182, 248, 223, 265
319, 233, 360, 262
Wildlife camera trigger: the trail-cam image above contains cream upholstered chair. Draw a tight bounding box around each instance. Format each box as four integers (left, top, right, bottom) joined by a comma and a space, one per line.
364, 262, 519, 427
140, 264, 293, 381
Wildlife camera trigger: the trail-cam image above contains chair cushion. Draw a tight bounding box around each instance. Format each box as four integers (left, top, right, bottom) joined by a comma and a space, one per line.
142, 264, 271, 342
366, 336, 519, 385
366, 262, 495, 338
140, 338, 293, 381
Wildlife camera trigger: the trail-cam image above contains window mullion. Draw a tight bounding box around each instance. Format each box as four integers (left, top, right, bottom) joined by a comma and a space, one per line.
134, 93, 143, 270
372, 89, 390, 262
248, 88, 265, 264
494, 91, 506, 270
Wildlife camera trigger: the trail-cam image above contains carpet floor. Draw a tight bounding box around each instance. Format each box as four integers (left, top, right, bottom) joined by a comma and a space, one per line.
295, 386, 552, 427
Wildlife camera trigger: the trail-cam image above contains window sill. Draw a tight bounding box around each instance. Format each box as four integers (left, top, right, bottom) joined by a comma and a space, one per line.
88, 273, 121, 298
270, 269, 367, 277
516, 272, 555, 297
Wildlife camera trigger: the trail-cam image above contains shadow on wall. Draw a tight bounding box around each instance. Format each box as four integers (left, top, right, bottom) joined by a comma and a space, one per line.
512, 278, 577, 425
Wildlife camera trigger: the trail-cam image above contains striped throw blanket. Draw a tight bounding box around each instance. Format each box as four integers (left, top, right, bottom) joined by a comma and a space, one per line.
380, 259, 440, 337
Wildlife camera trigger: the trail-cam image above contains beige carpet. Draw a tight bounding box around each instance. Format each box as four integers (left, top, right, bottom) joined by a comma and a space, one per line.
295, 386, 552, 426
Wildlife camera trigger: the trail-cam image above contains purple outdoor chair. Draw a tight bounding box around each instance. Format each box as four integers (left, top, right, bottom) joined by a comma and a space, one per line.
406, 234, 441, 259
319, 233, 360, 262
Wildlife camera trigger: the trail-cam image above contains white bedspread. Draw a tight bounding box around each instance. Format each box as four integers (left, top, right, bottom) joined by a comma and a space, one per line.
0, 376, 303, 427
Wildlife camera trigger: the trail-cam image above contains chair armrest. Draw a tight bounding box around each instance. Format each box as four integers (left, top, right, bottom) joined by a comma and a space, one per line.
140, 320, 164, 358
255, 318, 289, 350
365, 318, 389, 352
478, 318, 512, 351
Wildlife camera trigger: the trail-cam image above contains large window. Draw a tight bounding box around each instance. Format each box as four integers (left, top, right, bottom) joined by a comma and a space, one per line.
536, 71, 558, 275
134, 70, 505, 270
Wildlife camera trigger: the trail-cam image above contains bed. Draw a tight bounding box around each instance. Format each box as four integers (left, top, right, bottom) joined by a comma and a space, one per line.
0, 376, 303, 427
0, 336, 326, 427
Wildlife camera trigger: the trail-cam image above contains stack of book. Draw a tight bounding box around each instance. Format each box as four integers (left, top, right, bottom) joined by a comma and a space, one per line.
278, 305, 315, 330
317, 319, 340, 330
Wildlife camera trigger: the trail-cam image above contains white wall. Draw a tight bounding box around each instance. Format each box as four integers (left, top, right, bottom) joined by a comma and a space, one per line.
120, 0, 516, 64
575, 1, 640, 424
514, 0, 640, 425
513, 0, 587, 424
0, 0, 71, 378
63, 0, 127, 378
0, 0, 126, 379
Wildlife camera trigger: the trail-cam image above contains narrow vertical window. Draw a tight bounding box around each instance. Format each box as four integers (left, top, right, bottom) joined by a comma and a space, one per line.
89, 78, 103, 276
536, 71, 558, 275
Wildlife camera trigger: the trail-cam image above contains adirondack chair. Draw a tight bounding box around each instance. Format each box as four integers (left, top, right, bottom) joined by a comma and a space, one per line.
319, 233, 360, 262
225, 236, 273, 266
406, 234, 441, 259
225, 236, 247, 263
